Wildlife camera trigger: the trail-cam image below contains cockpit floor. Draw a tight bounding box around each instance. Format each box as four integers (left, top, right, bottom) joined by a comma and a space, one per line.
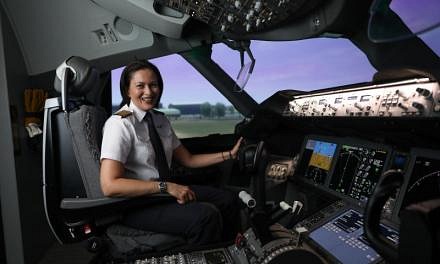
38, 241, 94, 264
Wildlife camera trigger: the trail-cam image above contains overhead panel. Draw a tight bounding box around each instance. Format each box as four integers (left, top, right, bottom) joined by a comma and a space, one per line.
156, 0, 307, 34
1, 0, 154, 75
154, 0, 325, 40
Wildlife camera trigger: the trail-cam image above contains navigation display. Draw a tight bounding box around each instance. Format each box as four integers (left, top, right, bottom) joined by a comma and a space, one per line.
329, 145, 388, 202
401, 155, 440, 209
298, 139, 338, 185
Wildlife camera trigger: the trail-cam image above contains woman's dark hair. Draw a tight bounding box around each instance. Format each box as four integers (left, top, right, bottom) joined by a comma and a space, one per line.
119, 60, 164, 108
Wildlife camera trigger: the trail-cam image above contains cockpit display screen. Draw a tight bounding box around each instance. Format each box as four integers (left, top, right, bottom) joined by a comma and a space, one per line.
298, 139, 338, 185
400, 156, 440, 209
329, 145, 388, 203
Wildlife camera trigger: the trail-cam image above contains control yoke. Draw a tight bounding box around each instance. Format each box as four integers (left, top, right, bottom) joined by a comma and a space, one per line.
239, 141, 268, 210
364, 169, 404, 263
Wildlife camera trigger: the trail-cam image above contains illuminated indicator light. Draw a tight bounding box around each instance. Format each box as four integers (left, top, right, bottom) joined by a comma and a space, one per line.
84, 224, 92, 234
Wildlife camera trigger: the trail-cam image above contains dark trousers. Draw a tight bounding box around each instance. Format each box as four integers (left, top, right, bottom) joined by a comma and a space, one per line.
122, 185, 240, 245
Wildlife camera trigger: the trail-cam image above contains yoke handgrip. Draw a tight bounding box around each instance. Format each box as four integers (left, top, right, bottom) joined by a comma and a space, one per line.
364, 169, 404, 263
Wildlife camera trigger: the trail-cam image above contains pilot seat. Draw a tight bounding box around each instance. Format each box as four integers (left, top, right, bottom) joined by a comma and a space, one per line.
42, 56, 185, 262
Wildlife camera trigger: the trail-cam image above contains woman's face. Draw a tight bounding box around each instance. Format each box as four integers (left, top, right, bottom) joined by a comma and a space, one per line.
127, 68, 161, 111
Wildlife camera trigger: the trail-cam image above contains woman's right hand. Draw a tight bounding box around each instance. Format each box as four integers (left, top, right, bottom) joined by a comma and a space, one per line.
167, 182, 196, 204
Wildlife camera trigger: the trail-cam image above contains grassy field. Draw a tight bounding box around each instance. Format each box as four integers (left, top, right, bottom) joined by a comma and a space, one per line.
170, 119, 240, 138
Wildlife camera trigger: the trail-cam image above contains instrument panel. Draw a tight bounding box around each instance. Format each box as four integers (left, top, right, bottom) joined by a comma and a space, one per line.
133, 140, 440, 264
136, 78, 440, 264
293, 134, 440, 222
296, 136, 392, 208
290, 138, 440, 264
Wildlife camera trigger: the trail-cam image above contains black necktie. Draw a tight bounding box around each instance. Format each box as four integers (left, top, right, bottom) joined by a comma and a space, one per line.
144, 112, 170, 180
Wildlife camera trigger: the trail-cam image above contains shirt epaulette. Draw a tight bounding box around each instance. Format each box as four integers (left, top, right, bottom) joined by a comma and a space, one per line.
114, 110, 133, 118
152, 109, 165, 115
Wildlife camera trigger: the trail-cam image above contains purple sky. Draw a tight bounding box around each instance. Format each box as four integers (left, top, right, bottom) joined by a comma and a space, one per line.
112, 4, 440, 108
390, 0, 440, 34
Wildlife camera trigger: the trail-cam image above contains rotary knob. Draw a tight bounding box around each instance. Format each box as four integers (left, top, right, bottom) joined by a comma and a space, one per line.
416, 87, 432, 98
412, 102, 425, 111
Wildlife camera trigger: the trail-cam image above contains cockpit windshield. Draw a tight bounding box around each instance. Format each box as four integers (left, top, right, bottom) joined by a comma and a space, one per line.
212, 39, 376, 103
368, 0, 440, 44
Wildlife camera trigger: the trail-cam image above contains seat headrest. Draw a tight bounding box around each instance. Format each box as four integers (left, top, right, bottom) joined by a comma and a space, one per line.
54, 56, 99, 97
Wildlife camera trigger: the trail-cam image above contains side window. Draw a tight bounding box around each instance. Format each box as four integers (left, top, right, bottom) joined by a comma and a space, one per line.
111, 54, 242, 138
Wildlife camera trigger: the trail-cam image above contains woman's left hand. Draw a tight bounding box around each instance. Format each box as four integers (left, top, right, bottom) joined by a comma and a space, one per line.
230, 137, 243, 159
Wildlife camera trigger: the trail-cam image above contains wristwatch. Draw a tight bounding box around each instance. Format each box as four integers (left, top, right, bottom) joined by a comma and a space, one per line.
158, 181, 168, 193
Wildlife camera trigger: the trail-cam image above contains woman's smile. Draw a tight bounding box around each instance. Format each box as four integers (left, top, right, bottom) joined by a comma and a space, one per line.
128, 69, 161, 111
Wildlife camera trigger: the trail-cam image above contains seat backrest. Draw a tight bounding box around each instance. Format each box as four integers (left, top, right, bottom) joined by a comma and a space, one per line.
68, 103, 107, 198
54, 56, 107, 198
43, 56, 106, 243
53, 56, 106, 199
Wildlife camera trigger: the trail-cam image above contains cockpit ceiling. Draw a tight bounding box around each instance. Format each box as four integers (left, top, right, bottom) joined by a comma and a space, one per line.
0, 0, 384, 75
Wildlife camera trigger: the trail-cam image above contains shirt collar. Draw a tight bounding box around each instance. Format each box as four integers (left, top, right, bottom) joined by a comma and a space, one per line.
128, 101, 154, 122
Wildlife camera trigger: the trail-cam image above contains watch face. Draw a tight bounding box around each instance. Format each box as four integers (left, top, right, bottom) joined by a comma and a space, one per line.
159, 182, 167, 193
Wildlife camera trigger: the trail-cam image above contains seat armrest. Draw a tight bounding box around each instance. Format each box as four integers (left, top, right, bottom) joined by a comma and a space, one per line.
61, 194, 174, 210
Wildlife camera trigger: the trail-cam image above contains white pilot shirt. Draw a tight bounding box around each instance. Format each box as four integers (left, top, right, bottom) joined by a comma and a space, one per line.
100, 101, 181, 181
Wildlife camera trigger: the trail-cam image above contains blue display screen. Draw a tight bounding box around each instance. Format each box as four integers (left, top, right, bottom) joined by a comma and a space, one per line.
299, 139, 338, 185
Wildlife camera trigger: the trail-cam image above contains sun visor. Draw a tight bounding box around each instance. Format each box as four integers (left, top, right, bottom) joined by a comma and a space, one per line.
91, 0, 190, 39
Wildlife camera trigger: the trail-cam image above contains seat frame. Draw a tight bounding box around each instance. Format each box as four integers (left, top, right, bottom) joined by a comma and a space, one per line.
42, 57, 184, 258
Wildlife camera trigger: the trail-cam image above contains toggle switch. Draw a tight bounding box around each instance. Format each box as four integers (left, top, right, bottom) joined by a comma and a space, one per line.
354, 102, 364, 111
395, 89, 409, 100
398, 102, 409, 110
328, 104, 337, 111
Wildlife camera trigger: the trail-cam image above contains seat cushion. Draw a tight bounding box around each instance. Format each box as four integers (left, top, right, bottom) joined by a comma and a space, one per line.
106, 224, 186, 256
